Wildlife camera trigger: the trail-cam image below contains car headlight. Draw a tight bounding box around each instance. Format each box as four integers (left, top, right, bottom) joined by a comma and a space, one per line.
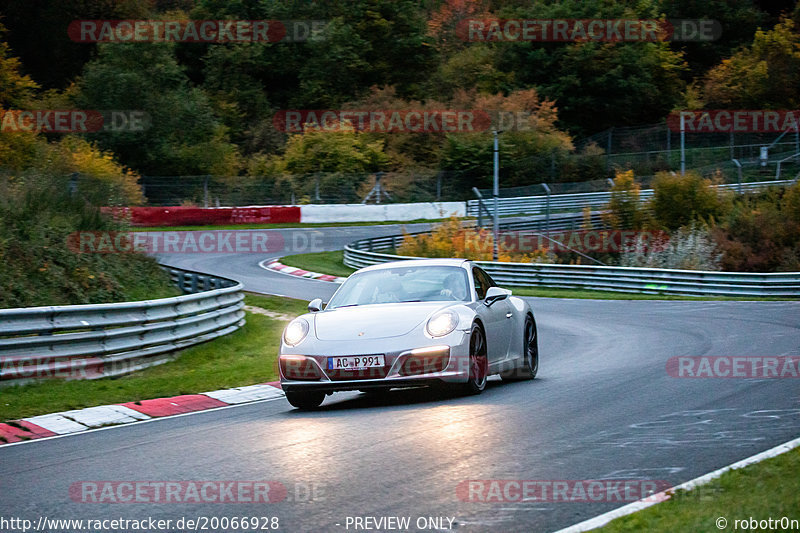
283, 318, 309, 346
426, 310, 458, 337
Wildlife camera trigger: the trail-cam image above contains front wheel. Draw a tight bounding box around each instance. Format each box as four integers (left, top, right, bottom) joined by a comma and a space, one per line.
464, 324, 488, 394
285, 390, 325, 410
502, 316, 538, 381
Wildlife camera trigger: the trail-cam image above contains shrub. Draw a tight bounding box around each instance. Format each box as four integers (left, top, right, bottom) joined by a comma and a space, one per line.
713, 183, 800, 272
602, 170, 650, 230
620, 223, 722, 271
650, 171, 731, 231
0, 174, 175, 308
396, 216, 554, 263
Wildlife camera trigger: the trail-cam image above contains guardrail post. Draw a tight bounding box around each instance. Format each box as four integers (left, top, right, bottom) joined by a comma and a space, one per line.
732, 159, 743, 193
541, 183, 551, 233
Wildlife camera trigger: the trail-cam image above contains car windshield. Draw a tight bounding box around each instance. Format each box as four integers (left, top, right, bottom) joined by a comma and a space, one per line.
327, 265, 470, 308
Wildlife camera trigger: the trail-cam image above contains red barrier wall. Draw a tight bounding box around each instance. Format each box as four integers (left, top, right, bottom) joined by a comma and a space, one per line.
102, 206, 301, 226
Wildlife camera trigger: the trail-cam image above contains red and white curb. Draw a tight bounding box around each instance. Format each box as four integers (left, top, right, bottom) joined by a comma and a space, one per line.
259, 258, 347, 283
0, 382, 284, 446
551, 434, 800, 533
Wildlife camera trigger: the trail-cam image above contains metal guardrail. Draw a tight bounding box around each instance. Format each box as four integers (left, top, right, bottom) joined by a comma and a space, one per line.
0, 267, 245, 386
343, 228, 800, 298
467, 179, 796, 217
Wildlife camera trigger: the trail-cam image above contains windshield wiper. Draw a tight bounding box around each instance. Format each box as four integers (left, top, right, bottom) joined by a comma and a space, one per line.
332, 304, 360, 309
398, 299, 423, 303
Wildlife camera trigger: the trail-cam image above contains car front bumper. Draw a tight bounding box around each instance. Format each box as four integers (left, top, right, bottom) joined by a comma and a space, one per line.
279, 330, 472, 393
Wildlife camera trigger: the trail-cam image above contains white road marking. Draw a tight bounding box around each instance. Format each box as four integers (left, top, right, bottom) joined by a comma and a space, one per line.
550, 435, 800, 533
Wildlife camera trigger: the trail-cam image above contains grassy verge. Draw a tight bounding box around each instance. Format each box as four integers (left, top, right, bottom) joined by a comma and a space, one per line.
598, 446, 800, 532
0, 178, 179, 308
0, 294, 307, 422
280, 250, 357, 278
278, 250, 789, 301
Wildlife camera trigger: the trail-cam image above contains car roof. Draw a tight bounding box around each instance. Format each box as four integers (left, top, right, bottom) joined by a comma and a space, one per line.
356, 258, 471, 273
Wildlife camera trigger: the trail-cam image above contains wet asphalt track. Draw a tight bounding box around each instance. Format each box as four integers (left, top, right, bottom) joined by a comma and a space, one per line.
2, 224, 798, 533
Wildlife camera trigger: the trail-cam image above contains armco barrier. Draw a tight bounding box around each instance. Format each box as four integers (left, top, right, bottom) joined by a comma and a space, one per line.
343, 228, 800, 298
467, 179, 796, 217
103, 206, 301, 226
0, 267, 245, 386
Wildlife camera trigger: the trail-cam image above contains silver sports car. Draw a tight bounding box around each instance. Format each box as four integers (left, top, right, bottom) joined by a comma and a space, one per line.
278, 258, 538, 409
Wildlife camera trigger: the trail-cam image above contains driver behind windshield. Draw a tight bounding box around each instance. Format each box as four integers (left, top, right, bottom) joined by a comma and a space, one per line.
439, 272, 467, 300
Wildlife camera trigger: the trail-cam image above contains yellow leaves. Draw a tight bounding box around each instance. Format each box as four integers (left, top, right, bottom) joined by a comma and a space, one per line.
397, 215, 549, 263
49, 137, 144, 205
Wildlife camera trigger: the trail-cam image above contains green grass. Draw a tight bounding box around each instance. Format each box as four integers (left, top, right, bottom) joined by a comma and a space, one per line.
280, 250, 357, 278
598, 447, 800, 533
278, 250, 790, 301
0, 294, 307, 422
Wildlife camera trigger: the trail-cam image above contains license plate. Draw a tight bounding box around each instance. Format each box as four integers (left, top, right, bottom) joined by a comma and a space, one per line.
327, 355, 385, 370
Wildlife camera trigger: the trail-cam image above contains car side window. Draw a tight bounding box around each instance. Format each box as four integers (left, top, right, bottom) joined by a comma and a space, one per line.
472, 267, 491, 300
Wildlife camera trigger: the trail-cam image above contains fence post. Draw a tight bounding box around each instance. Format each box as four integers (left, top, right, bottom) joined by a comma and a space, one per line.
203, 175, 209, 208
680, 114, 686, 175
541, 183, 551, 233
666, 121, 671, 167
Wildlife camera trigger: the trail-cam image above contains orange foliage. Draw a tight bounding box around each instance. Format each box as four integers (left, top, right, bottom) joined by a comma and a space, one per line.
397, 216, 552, 263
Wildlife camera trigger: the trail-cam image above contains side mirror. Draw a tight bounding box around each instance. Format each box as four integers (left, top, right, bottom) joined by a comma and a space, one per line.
484, 287, 511, 306
308, 298, 324, 312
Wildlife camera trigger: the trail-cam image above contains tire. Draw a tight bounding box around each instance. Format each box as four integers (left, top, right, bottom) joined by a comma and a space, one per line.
502, 316, 538, 381
464, 324, 488, 394
284, 390, 325, 410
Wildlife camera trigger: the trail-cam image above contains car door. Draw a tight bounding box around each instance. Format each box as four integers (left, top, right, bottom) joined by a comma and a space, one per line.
472, 267, 512, 363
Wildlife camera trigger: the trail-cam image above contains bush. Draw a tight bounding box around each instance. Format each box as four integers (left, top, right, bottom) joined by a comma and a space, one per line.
602, 170, 650, 230
713, 184, 800, 272
650, 171, 731, 231
620, 223, 722, 271
396, 216, 553, 263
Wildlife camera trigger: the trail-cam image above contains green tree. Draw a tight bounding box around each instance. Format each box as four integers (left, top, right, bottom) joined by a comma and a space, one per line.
702, 18, 800, 108
0, 25, 38, 109
75, 42, 240, 176
272, 125, 389, 201
440, 89, 574, 192
1, 0, 152, 89
657, 0, 771, 77
491, 0, 687, 135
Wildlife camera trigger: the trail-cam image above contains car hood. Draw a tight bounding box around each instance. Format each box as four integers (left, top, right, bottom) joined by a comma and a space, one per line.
313, 302, 450, 341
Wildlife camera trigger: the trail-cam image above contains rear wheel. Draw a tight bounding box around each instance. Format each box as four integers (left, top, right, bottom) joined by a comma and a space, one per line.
464, 324, 488, 394
285, 390, 325, 410
502, 316, 538, 381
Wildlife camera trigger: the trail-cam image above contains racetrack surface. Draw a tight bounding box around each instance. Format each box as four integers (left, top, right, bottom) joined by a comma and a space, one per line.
2, 224, 798, 532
